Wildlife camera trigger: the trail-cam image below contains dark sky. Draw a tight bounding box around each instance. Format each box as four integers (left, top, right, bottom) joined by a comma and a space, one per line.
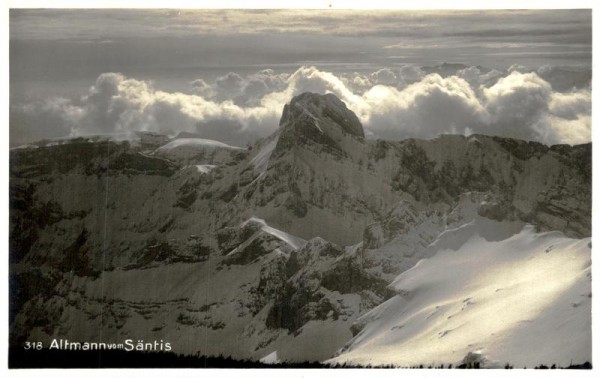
8, 9, 593, 147
10, 9, 591, 99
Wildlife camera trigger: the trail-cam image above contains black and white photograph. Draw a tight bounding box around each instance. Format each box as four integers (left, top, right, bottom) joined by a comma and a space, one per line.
5, 1, 595, 371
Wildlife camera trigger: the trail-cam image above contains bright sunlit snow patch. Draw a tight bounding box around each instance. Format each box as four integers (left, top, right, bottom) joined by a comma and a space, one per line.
330, 224, 591, 368
156, 138, 244, 151
195, 165, 217, 174
250, 135, 278, 175
259, 351, 280, 364
241, 217, 307, 250
11, 144, 39, 150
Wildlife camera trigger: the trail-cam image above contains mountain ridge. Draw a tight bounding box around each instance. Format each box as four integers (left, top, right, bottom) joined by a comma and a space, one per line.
9, 91, 592, 366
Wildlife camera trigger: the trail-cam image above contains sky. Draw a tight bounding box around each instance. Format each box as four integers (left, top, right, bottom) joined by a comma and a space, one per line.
9, 9, 592, 146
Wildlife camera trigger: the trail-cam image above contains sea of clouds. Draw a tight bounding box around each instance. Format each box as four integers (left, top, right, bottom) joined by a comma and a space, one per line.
11, 65, 591, 146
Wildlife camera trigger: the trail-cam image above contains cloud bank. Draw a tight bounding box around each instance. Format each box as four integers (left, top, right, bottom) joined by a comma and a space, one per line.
11, 65, 591, 146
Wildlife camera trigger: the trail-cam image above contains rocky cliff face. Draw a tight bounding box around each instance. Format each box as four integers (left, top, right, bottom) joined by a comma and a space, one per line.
9, 92, 591, 364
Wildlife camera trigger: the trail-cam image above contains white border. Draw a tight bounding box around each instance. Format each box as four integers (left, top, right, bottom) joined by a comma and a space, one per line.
2, 1, 597, 377
3, 0, 598, 10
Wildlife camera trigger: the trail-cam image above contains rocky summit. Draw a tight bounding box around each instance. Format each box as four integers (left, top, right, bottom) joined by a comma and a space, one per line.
9, 92, 591, 366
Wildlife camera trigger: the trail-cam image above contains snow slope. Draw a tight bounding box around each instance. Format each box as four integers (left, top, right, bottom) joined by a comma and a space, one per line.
330, 223, 591, 368
156, 138, 244, 151
260, 351, 280, 364
239, 217, 307, 251
195, 164, 217, 174
153, 137, 245, 165
249, 134, 278, 175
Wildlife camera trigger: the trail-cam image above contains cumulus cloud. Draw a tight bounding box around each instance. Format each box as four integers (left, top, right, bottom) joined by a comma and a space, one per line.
190, 78, 214, 98
261, 66, 368, 119
479, 69, 504, 87
11, 65, 591, 147
457, 66, 482, 87
12, 72, 283, 146
192, 69, 290, 107
340, 72, 372, 94
362, 74, 488, 140
238, 79, 269, 107
535, 64, 592, 92
539, 89, 591, 144
507, 64, 530, 73
361, 69, 589, 144
346, 65, 438, 93
549, 90, 591, 120
213, 72, 245, 101
397, 65, 425, 88
482, 71, 553, 139
457, 66, 505, 89
10, 97, 83, 145
533, 113, 591, 145
371, 68, 397, 86
247, 69, 289, 91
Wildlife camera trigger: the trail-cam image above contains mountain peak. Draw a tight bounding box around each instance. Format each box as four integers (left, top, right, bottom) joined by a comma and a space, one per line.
279, 92, 365, 139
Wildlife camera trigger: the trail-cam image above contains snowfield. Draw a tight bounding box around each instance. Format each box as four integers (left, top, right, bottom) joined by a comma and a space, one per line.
152, 137, 245, 164
250, 134, 278, 175
239, 217, 307, 251
155, 138, 244, 151
259, 351, 280, 364
195, 165, 217, 174
329, 222, 591, 368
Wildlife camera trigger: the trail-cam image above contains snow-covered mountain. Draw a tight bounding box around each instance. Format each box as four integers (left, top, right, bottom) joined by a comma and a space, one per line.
153, 137, 245, 165
9, 92, 591, 367
330, 197, 591, 368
